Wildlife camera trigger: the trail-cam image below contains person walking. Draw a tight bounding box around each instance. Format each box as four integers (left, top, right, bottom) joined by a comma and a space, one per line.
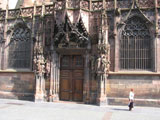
128, 88, 134, 111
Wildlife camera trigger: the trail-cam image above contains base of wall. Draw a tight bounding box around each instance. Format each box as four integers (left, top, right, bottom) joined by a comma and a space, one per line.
96, 96, 108, 106
0, 91, 34, 101
49, 94, 59, 102
34, 93, 46, 102
107, 97, 160, 107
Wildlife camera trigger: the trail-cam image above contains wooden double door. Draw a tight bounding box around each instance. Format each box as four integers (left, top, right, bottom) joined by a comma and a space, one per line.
60, 55, 84, 102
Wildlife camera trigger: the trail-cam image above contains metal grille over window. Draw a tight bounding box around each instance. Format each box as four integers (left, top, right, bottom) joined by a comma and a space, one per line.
8, 23, 31, 69
120, 17, 151, 70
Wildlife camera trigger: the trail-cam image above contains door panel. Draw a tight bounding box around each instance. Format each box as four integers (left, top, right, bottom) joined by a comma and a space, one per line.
60, 70, 71, 101
73, 70, 83, 101
60, 55, 83, 102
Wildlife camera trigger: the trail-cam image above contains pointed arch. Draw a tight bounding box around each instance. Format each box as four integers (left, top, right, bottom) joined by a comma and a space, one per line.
118, 0, 153, 26
54, 14, 89, 48
120, 16, 152, 70
76, 16, 88, 36
8, 20, 32, 69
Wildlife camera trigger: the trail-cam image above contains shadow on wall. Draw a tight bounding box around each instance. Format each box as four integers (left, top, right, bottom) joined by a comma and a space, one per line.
0, 72, 35, 101
11, 75, 35, 101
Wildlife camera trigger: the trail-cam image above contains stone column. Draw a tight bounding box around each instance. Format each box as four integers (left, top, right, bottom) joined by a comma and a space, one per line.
96, 8, 110, 106
96, 44, 110, 106
89, 0, 92, 11
35, 1, 46, 102
35, 75, 45, 101
113, 0, 119, 72
1, 1, 8, 70
49, 50, 55, 101
31, 1, 36, 70
154, 0, 160, 72
0, 41, 2, 70
83, 50, 90, 103
34, 55, 46, 102
96, 73, 107, 106
49, 50, 59, 102
65, 0, 68, 8
55, 53, 60, 100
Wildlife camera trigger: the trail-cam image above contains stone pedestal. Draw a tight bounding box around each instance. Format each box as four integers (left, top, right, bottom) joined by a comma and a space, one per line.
49, 94, 59, 102
35, 92, 45, 102
35, 75, 46, 102
96, 74, 108, 106
97, 96, 108, 106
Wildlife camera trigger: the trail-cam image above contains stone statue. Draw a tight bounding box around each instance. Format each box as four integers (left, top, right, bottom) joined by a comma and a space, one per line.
34, 44, 46, 77
96, 56, 101, 73
95, 44, 110, 74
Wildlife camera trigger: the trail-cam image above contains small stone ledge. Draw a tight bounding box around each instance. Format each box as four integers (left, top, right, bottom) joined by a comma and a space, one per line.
0, 70, 34, 73
109, 71, 160, 76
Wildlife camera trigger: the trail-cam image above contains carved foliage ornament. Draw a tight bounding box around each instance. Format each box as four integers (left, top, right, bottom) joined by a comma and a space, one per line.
54, 16, 89, 48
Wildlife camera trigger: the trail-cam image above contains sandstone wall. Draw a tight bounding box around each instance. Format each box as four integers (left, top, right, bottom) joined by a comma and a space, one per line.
107, 73, 160, 107
0, 72, 35, 101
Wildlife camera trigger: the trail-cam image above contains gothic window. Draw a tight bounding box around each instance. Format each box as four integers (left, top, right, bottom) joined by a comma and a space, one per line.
8, 22, 31, 69
120, 17, 152, 70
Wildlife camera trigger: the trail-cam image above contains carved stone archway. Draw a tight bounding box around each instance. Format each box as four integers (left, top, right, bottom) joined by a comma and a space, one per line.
49, 15, 91, 103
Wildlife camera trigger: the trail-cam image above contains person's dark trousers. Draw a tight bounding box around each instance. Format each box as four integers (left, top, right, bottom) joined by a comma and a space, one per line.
128, 101, 134, 111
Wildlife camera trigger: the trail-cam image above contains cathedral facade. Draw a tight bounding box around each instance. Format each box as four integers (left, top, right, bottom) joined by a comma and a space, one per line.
0, 0, 160, 106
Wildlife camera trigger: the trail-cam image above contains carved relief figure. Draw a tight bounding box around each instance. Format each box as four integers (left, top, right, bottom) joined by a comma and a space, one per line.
34, 44, 46, 77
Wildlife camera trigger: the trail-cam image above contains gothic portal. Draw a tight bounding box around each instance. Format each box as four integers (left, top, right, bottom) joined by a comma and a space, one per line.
0, 0, 160, 106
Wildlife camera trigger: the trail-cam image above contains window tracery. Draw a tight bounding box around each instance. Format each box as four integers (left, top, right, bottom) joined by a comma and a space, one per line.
120, 17, 152, 70
8, 22, 31, 69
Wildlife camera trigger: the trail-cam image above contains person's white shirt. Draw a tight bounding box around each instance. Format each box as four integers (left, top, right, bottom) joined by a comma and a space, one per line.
129, 91, 134, 100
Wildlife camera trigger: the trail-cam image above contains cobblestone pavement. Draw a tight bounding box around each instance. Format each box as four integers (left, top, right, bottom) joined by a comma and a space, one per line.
0, 99, 160, 120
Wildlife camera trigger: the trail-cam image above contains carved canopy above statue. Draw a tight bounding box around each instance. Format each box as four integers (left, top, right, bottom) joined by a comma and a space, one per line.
54, 15, 89, 48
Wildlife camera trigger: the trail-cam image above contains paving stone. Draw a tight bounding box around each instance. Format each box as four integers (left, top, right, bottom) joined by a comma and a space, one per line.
0, 99, 160, 120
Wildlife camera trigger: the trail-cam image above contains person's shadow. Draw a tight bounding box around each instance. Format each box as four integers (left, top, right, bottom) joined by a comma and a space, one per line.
112, 108, 129, 111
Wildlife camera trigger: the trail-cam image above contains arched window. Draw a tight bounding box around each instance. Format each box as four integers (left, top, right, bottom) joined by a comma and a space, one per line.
8, 22, 31, 69
120, 17, 152, 70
